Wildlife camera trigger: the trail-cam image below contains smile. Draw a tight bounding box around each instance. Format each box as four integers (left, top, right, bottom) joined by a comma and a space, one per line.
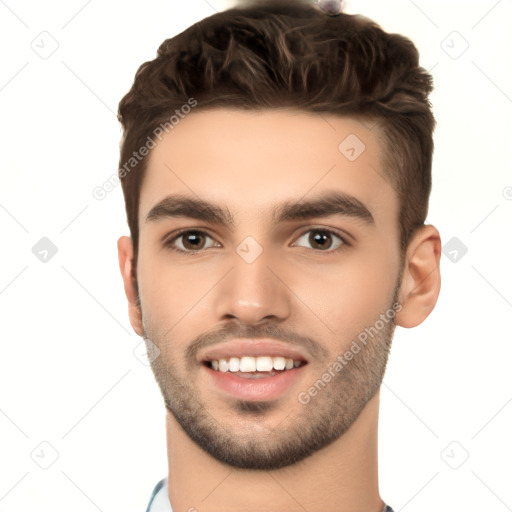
207, 356, 305, 373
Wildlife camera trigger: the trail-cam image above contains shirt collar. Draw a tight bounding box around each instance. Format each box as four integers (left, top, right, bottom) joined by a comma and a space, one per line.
146, 479, 172, 512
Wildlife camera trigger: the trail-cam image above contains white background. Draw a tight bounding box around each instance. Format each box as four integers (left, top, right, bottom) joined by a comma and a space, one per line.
1, 0, 511, 511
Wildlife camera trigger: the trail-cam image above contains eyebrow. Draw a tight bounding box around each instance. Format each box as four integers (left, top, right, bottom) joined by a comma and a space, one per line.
144, 192, 374, 228
273, 192, 374, 225
145, 195, 235, 228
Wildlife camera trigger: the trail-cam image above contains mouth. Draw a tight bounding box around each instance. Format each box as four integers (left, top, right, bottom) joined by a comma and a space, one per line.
199, 340, 309, 401
205, 356, 306, 378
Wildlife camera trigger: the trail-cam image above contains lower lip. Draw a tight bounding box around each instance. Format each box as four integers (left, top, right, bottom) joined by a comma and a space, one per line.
204, 364, 306, 401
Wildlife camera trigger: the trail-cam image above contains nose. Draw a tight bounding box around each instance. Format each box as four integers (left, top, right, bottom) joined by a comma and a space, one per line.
213, 243, 292, 326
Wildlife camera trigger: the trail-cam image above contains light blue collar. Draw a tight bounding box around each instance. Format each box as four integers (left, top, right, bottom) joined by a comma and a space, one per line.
146, 479, 172, 512
146, 477, 394, 512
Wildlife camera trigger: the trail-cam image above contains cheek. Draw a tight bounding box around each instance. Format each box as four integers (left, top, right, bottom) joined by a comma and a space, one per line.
137, 251, 222, 337
284, 252, 399, 342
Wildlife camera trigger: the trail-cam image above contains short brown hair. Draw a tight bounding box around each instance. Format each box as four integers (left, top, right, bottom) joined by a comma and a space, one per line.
118, 0, 435, 263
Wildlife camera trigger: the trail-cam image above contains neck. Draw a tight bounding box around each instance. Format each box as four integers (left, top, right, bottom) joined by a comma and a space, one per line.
165, 392, 384, 512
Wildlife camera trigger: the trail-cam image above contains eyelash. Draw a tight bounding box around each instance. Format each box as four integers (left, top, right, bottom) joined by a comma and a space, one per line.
163, 227, 349, 255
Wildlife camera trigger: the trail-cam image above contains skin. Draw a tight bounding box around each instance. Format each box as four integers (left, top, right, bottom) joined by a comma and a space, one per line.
118, 109, 441, 512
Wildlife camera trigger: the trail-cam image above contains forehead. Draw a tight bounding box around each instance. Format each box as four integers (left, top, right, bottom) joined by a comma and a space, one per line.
139, 109, 398, 228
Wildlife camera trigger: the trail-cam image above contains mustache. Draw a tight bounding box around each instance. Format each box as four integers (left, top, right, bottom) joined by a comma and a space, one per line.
185, 322, 328, 361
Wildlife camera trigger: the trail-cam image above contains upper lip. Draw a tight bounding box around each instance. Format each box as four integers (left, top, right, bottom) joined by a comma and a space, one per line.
198, 338, 309, 363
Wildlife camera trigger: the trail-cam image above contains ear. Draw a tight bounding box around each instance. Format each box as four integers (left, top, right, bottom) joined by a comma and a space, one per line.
117, 236, 143, 336
395, 225, 441, 328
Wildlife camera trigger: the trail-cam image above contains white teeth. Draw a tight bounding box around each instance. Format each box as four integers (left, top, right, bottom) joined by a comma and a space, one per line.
273, 356, 286, 370
209, 356, 303, 372
228, 357, 240, 372
239, 356, 256, 372
256, 356, 273, 372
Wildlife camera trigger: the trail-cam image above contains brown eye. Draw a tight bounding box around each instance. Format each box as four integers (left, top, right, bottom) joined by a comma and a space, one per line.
309, 231, 333, 249
167, 230, 218, 253
293, 229, 345, 251
181, 231, 207, 250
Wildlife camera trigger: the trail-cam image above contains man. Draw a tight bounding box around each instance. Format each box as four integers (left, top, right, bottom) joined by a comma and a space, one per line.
116, 1, 441, 510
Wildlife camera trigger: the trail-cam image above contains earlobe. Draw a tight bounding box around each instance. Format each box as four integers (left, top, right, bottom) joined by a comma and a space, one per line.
395, 225, 442, 328
117, 236, 144, 336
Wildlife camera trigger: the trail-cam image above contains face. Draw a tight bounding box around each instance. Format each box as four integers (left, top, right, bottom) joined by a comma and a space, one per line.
134, 109, 403, 469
